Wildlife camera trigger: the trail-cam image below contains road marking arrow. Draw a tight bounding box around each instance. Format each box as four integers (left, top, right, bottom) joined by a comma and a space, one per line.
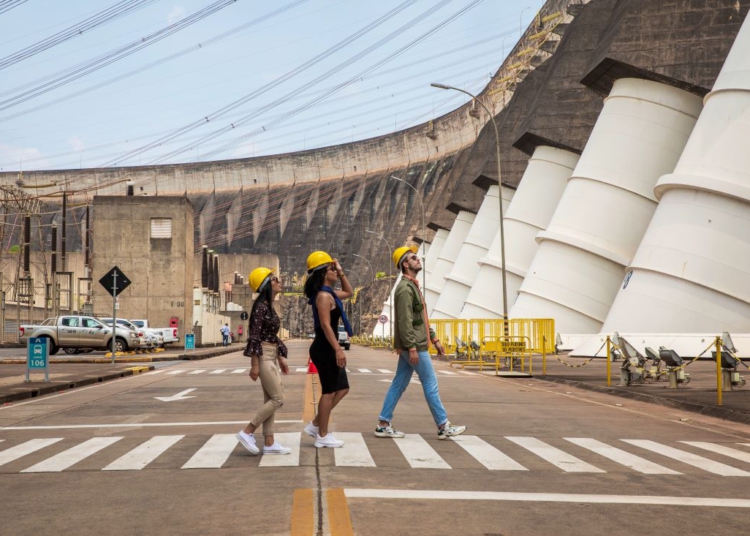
154, 388, 197, 402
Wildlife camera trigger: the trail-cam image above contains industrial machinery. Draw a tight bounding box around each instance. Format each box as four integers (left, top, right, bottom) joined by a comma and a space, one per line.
658, 347, 691, 388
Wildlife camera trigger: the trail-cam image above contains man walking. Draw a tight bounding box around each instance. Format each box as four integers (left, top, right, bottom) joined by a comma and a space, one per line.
220, 323, 231, 347
374, 246, 467, 440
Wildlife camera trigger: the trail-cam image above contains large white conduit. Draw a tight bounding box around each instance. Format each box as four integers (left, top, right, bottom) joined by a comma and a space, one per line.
509, 78, 703, 333
432, 185, 507, 319
424, 228, 449, 285
425, 211, 475, 315
602, 19, 750, 333
460, 146, 579, 319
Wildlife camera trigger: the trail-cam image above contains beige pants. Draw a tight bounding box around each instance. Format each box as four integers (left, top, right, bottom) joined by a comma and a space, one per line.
249, 342, 285, 436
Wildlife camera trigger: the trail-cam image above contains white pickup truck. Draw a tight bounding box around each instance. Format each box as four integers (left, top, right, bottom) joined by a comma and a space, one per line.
131, 319, 179, 347
19, 315, 142, 354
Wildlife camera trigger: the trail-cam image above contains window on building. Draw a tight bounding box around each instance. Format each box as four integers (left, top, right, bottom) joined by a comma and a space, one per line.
151, 218, 172, 239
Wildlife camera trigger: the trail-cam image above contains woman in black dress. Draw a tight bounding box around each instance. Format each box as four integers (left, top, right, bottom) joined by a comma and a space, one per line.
303, 251, 352, 448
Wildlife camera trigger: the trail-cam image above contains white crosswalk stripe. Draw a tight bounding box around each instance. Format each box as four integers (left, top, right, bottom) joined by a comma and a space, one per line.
209, 369, 226, 374
334, 433, 376, 467
680, 442, 750, 465
393, 434, 451, 469
167, 370, 186, 375
4, 435, 750, 475
565, 438, 680, 475
506, 437, 605, 473
22, 437, 123, 473
231, 369, 247, 374
377, 369, 393, 373
437, 370, 458, 375
103, 436, 184, 471
296, 367, 308, 373
358, 368, 372, 373
259, 433, 301, 467
0, 438, 63, 468
146, 370, 165, 375
187, 370, 206, 375
182, 434, 237, 469
457, 370, 476, 375
623, 440, 750, 477
451, 435, 527, 471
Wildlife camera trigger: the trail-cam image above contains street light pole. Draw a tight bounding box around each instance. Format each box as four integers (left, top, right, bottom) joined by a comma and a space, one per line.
520, 6, 530, 36
388, 175, 426, 292
365, 229, 394, 346
430, 82, 509, 321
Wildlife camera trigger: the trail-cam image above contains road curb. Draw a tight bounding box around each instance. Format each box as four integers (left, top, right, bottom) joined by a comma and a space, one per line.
0, 346, 241, 365
532, 375, 750, 426
0, 365, 155, 406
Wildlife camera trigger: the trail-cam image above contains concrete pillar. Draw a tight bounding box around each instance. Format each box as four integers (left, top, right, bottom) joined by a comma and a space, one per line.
425, 211, 475, 316
424, 228, 449, 286
432, 186, 514, 319
509, 78, 703, 333
461, 146, 579, 319
603, 18, 750, 333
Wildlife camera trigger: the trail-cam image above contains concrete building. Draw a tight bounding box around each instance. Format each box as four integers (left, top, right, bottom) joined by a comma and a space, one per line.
91, 196, 195, 337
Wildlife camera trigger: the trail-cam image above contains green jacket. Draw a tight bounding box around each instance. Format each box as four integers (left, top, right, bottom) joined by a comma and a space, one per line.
393, 277, 436, 352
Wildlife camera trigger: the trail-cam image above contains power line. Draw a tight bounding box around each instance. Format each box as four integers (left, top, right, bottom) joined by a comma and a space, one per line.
0, 0, 159, 70
0, 0, 311, 122
199, 0, 485, 161
0, 0, 29, 16
101, 0, 422, 167
0, 0, 238, 111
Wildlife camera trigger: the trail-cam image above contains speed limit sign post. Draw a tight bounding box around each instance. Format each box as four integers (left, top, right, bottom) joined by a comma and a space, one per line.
379, 315, 388, 340
26, 337, 50, 383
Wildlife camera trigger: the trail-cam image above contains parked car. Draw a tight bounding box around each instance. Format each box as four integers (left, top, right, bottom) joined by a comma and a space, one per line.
338, 325, 351, 350
101, 318, 163, 348
131, 319, 179, 347
19, 315, 141, 354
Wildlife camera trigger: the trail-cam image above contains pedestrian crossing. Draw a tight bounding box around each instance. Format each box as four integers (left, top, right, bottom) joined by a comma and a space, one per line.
149, 368, 457, 376
2, 433, 750, 476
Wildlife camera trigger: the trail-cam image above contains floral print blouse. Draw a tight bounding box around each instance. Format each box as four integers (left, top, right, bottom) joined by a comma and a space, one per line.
243, 301, 288, 358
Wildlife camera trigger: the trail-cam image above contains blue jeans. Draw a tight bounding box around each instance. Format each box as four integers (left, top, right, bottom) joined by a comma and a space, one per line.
222, 335, 229, 346
378, 350, 448, 428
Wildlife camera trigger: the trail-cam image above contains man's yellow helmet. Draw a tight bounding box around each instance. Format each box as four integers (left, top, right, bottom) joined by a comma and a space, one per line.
248, 267, 273, 292
392, 245, 419, 269
306, 251, 333, 273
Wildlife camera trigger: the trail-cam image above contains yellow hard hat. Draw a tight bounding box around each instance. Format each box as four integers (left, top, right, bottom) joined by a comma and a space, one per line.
392, 245, 419, 269
248, 267, 273, 292
306, 251, 333, 273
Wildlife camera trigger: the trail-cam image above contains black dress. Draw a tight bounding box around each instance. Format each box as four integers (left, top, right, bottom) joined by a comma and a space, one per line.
309, 302, 349, 394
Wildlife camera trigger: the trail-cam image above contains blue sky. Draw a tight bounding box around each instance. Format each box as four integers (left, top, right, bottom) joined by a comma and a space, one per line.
0, 0, 545, 171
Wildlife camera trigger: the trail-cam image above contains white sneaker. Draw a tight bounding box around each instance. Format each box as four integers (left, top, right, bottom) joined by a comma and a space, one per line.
304, 421, 319, 439
236, 431, 259, 454
374, 423, 405, 438
437, 421, 467, 440
314, 433, 344, 448
263, 442, 292, 455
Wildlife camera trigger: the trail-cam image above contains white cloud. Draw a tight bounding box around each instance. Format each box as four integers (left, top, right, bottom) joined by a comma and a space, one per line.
67, 136, 85, 153
167, 5, 186, 25
0, 142, 49, 171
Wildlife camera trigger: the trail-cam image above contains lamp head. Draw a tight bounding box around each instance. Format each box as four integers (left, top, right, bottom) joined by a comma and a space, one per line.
431, 83, 451, 90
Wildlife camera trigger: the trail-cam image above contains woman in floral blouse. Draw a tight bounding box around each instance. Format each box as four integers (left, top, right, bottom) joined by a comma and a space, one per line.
236, 268, 290, 456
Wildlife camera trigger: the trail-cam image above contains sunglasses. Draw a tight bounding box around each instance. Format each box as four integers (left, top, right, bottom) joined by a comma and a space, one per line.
327, 265, 338, 272
270, 276, 279, 282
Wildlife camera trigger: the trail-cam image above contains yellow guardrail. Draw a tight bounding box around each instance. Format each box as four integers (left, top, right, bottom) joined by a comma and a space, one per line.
429, 318, 555, 356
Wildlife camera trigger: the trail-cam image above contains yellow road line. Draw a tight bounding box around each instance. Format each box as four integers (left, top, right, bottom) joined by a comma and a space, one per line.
327, 488, 354, 535
291, 489, 314, 536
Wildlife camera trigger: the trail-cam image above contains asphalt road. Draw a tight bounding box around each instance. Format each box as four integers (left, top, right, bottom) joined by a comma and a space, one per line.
2, 341, 750, 535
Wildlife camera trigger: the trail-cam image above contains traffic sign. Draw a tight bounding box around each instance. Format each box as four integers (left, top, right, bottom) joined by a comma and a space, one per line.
379, 315, 388, 324
240, 311, 249, 321
185, 333, 195, 350
99, 266, 131, 298
26, 337, 49, 383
